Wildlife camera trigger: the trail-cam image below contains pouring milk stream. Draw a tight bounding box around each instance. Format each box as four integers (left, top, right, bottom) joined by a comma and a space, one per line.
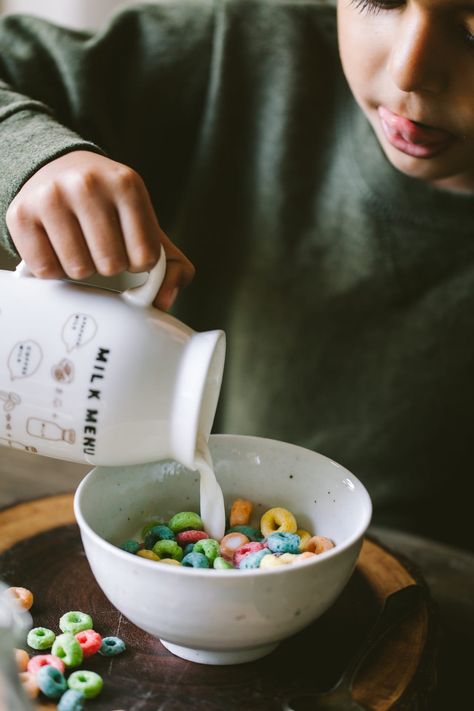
0, 252, 226, 538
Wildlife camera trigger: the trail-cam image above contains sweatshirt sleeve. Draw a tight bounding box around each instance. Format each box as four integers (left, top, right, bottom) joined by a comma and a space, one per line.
0, 1, 215, 254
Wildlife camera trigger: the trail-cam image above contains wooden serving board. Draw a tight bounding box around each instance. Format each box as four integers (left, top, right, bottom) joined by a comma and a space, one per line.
0, 495, 436, 711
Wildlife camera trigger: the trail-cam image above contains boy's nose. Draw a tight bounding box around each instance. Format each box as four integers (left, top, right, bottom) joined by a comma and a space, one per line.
387, 11, 449, 95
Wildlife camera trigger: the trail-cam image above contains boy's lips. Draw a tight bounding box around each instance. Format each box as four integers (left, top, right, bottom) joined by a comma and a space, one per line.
378, 106, 455, 158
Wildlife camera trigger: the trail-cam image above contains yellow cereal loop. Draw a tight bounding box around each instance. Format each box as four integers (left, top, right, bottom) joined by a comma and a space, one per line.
259, 554, 284, 569
278, 553, 298, 565
158, 558, 181, 565
260, 507, 297, 537
296, 529, 312, 551
229, 498, 253, 527
297, 551, 317, 560
137, 549, 160, 561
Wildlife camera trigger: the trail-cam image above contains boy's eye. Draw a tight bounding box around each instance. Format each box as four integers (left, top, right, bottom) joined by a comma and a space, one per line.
349, 0, 403, 15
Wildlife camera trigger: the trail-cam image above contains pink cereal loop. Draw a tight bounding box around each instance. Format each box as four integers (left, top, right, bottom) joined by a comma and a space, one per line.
27, 653, 65, 676
176, 530, 209, 546
233, 541, 264, 567
306, 536, 335, 554
75, 629, 103, 657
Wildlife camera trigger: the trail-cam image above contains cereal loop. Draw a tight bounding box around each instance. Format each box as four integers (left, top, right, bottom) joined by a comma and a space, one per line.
229, 498, 253, 527
260, 507, 297, 537
168, 511, 204, 533
259, 554, 284, 569
7, 586, 33, 610
137, 549, 160, 561
27, 653, 65, 676
176, 530, 209, 546
182, 552, 210, 568
14, 648, 29, 671
19, 671, 39, 699
306, 536, 335, 554
213, 556, 234, 569
75, 629, 102, 658
52, 633, 84, 668
68, 670, 103, 699
233, 541, 265, 567
58, 688, 85, 711
120, 540, 141, 554
27, 626, 56, 650
37, 664, 68, 699
99, 636, 126, 657
219, 532, 249, 560
239, 549, 271, 569
152, 539, 183, 561
266, 532, 301, 554
296, 529, 312, 551
193, 538, 220, 563
158, 558, 181, 565
226, 525, 263, 542
59, 611, 93, 635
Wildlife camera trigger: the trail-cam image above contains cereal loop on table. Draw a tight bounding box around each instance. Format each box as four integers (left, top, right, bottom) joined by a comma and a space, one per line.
58, 689, 85, 711
14, 648, 29, 671
75, 629, 102, 658
306, 536, 335, 554
52, 633, 84, 668
27, 653, 65, 676
7, 586, 33, 610
27, 626, 56, 650
37, 665, 68, 699
68, 670, 103, 699
19, 671, 39, 699
260, 507, 297, 537
168, 511, 204, 533
229, 498, 253, 527
219, 532, 249, 560
59, 611, 93, 635
99, 636, 126, 657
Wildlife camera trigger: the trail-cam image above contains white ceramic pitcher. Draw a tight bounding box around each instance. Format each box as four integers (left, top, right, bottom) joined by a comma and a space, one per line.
0, 251, 225, 468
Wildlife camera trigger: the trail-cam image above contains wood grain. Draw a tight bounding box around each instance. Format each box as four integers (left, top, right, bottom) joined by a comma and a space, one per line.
0, 495, 435, 711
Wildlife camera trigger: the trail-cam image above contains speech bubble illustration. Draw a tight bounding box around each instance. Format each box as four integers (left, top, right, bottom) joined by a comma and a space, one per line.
61, 313, 98, 352
8, 341, 43, 380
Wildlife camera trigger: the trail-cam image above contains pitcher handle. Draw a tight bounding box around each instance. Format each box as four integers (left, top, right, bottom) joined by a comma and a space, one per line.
15, 247, 167, 309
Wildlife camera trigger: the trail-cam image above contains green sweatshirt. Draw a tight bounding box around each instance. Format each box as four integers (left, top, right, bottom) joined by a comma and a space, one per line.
1, 0, 473, 548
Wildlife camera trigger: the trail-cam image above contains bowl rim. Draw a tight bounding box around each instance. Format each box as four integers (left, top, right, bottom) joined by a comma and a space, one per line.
73, 433, 372, 579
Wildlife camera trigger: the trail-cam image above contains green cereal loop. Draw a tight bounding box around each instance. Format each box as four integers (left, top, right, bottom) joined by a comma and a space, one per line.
226, 525, 264, 542
59, 611, 93, 635
193, 538, 220, 563
168, 511, 203, 533
153, 539, 183, 561
67, 670, 103, 699
213, 556, 234, 569
52, 632, 84, 668
26, 626, 56, 650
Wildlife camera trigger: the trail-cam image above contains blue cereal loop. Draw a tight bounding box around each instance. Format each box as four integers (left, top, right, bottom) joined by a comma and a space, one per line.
266, 532, 301, 554
99, 636, 126, 657
239, 549, 272, 569
37, 665, 67, 699
57, 689, 85, 711
181, 552, 210, 568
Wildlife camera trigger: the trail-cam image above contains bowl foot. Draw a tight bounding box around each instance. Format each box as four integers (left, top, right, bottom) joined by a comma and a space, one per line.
160, 639, 279, 665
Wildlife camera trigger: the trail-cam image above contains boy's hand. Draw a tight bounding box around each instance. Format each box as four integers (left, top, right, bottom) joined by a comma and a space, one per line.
5, 151, 195, 310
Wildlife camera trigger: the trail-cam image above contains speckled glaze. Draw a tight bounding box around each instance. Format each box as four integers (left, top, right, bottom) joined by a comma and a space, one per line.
74, 434, 372, 664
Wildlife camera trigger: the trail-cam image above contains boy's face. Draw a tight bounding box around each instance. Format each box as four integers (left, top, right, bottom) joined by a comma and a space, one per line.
337, 0, 474, 193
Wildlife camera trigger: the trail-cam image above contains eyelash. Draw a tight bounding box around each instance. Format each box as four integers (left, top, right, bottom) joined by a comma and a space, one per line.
350, 0, 474, 47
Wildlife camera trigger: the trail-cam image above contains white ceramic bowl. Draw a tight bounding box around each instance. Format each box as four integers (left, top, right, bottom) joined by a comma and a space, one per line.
74, 434, 372, 665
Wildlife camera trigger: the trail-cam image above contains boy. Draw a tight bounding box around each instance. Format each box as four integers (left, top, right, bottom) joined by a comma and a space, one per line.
1, 0, 473, 548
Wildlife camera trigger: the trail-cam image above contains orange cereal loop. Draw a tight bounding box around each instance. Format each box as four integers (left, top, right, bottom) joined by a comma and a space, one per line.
260, 507, 297, 538
229, 498, 253, 527
7, 586, 33, 610
219, 532, 249, 560
19, 671, 39, 699
14, 648, 29, 671
306, 536, 335, 554
296, 529, 312, 551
